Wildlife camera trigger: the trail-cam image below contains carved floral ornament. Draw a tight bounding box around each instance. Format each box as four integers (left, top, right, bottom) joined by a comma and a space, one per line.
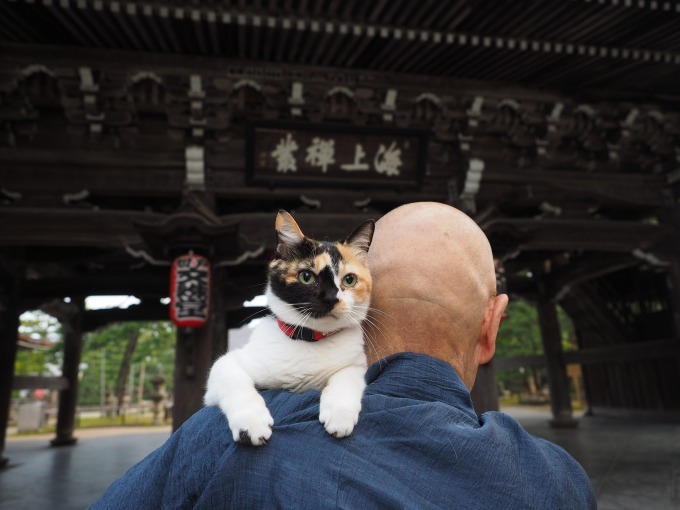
1, 66, 678, 169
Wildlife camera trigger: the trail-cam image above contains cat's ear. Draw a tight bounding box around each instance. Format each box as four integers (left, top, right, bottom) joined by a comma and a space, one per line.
344, 220, 375, 254
275, 210, 305, 257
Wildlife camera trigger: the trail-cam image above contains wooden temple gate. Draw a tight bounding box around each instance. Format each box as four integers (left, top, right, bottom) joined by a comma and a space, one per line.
1, 0, 680, 465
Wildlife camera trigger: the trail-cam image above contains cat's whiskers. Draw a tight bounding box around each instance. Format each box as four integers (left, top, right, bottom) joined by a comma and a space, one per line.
237, 307, 273, 326
363, 331, 384, 363
359, 308, 397, 365
340, 308, 389, 364
365, 306, 397, 324
357, 308, 393, 334
300, 310, 315, 332
284, 302, 313, 326
290, 307, 315, 336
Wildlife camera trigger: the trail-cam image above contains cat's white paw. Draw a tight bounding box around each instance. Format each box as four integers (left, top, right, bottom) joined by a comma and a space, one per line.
226, 403, 274, 446
319, 401, 360, 438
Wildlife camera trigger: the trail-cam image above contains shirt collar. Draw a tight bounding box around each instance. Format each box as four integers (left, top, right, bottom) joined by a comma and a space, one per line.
365, 352, 478, 420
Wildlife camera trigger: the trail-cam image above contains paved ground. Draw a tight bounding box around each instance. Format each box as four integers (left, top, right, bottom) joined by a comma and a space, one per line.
503, 406, 680, 510
1, 408, 678, 509
1, 426, 171, 510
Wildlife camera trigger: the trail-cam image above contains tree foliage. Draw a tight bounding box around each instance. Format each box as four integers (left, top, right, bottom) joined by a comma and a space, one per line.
15, 312, 176, 406
15, 311, 62, 377
495, 299, 544, 359
495, 298, 576, 395
78, 321, 176, 406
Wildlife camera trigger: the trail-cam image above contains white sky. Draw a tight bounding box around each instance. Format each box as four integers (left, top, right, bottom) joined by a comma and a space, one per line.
85, 295, 142, 310
85, 294, 267, 309
21, 295, 268, 350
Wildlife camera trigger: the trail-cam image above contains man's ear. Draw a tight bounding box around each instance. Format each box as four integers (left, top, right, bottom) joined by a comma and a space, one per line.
477, 294, 509, 365
275, 210, 305, 258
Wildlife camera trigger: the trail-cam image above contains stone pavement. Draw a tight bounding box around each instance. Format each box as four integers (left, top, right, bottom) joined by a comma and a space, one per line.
1, 409, 678, 509
503, 406, 680, 510
0, 426, 171, 510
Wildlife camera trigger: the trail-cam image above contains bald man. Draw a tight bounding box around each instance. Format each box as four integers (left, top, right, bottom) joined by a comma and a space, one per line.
92, 203, 595, 510
365, 202, 507, 387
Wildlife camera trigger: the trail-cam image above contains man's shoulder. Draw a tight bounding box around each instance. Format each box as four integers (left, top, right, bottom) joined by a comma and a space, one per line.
477, 411, 581, 466
476, 411, 596, 509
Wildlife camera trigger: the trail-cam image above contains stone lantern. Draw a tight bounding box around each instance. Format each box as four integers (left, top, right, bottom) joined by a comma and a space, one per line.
150, 370, 167, 426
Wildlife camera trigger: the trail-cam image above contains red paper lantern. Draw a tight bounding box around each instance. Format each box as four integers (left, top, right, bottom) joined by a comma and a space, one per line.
170, 254, 211, 328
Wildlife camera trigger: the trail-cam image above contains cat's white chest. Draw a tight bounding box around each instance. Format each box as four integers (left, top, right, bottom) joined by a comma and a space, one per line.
204, 316, 368, 445
242, 317, 367, 392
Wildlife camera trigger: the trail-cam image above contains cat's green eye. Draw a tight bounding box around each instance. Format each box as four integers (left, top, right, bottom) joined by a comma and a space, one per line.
298, 270, 316, 285
343, 274, 358, 287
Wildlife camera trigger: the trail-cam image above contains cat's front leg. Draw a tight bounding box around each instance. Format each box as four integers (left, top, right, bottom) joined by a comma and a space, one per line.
204, 353, 273, 446
319, 364, 366, 438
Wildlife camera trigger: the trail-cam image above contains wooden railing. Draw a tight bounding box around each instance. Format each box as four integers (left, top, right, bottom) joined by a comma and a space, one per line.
495, 338, 680, 370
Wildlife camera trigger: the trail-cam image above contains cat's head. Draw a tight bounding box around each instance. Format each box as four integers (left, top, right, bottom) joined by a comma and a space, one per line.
265, 210, 374, 333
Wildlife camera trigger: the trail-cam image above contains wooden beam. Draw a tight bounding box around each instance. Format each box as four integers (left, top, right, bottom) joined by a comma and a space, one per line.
546, 254, 639, 299
0, 208, 160, 248
1, 165, 184, 195
21, 275, 169, 302
0, 42, 569, 103
562, 281, 638, 346
3, 207, 671, 265
482, 168, 669, 208
82, 303, 170, 332
78, 0, 674, 67
484, 218, 672, 253
563, 338, 680, 365
495, 339, 680, 370
0, 209, 377, 249
1, 164, 447, 207
12, 376, 69, 391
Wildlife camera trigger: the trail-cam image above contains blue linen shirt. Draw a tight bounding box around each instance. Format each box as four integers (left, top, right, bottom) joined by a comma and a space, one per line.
91, 353, 596, 509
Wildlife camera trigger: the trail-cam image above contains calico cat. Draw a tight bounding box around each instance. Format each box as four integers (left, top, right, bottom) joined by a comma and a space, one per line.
204, 210, 374, 446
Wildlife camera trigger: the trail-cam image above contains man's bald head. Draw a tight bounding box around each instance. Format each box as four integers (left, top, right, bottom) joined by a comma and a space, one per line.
365, 202, 507, 388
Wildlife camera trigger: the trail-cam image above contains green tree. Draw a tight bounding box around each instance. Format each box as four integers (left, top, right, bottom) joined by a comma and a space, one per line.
495, 299, 544, 396
495, 298, 576, 397
15, 311, 62, 379
495, 299, 544, 358
15, 311, 176, 407
77, 321, 176, 406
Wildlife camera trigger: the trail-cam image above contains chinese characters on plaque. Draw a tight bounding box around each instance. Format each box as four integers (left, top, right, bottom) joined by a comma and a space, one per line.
170, 254, 210, 328
248, 122, 427, 188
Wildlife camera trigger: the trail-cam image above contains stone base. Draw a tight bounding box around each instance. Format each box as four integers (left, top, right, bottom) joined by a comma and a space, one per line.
549, 416, 579, 429
50, 436, 78, 447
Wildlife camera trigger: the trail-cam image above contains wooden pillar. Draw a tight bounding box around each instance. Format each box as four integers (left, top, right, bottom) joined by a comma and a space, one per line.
172, 267, 227, 430
0, 273, 20, 468
666, 261, 680, 340
471, 361, 499, 414
661, 208, 680, 337
211, 267, 228, 361
536, 283, 578, 428
659, 209, 680, 380
50, 298, 85, 447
